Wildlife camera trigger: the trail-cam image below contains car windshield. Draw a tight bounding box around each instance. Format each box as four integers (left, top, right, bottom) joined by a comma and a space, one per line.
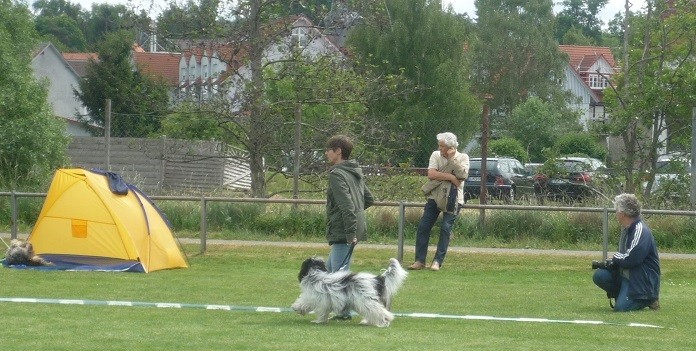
561, 160, 590, 172
469, 160, 498, 170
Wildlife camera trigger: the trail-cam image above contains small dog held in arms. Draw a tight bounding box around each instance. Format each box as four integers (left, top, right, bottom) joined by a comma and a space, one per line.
4, 239, 52, 266
291, 257, 407, 327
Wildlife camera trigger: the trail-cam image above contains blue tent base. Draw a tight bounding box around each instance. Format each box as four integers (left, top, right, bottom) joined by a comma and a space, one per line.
2, 254, 145, 272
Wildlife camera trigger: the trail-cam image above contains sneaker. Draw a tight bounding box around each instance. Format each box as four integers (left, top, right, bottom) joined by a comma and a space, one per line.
330, 314, 352, 321
408, 261, 425, 270
649, 299, 660, 310
430, 261, 440, 271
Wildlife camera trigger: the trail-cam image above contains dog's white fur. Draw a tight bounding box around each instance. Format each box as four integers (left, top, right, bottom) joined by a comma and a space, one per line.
4, 239, 52, 266
291, 257, 407, 327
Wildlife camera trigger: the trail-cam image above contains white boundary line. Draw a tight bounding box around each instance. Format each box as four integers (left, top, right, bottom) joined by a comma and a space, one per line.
0, 297, 664, 329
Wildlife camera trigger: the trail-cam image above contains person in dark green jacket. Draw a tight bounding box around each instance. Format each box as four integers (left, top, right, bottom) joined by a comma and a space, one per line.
324, 135, 374, 275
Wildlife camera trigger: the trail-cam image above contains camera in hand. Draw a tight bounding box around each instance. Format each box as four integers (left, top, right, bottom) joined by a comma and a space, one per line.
591, 259, 616, 270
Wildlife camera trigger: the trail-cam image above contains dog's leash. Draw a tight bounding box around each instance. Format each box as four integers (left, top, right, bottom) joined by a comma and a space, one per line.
338, 242, 356, 271
0, 237, 10, 250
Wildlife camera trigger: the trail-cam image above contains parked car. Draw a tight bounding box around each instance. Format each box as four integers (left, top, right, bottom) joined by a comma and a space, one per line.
533, 157, 608, 202
524, 163, 543, 176
646, 153, 691, 198
464, 157, 534, 203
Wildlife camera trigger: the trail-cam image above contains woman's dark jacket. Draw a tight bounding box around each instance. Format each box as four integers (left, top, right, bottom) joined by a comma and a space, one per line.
326, 160, 374, 243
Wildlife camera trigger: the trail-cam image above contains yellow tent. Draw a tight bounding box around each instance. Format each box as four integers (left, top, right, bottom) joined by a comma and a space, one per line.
28, 169, 188, 273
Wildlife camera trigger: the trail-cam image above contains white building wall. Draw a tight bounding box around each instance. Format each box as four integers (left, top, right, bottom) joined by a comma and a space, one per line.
31, 44, 91, 136
563, 65, 593, 131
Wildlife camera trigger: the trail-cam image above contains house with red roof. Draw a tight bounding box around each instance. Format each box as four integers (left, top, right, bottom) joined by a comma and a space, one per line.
32, 43, 93, 136
63, 15, 343, 110
558, 45, 618, 131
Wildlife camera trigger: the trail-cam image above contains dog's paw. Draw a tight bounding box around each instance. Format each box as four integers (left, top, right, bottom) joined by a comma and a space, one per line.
291, 303, 308, 315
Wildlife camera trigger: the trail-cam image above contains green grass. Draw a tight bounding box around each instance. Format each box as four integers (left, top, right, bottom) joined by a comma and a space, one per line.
1, 244, 694, 350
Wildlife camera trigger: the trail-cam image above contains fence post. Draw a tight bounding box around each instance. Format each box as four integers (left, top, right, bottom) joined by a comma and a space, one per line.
10, 191, 18, 239
397, 201, 405, 263
200, 197, 208, 254
160, 135, 166, 192
602, 207, 609, 260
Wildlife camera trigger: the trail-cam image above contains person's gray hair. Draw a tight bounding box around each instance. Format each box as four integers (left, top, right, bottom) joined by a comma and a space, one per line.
613, 193, 641, 218
436, 132, 458, 148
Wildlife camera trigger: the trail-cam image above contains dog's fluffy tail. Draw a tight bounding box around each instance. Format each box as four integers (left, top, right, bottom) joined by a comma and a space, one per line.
380, 258, 408, 309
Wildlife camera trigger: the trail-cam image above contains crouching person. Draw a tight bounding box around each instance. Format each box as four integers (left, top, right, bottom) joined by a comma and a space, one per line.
593, 193, 660, 311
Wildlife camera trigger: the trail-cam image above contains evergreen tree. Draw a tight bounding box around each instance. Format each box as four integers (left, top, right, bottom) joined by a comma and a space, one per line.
76, 30, 170, 137
472, 0, 569, 117
348, 0, 480, 166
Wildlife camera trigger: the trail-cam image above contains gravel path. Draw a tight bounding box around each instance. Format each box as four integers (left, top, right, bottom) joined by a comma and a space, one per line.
3, 234, 694, 260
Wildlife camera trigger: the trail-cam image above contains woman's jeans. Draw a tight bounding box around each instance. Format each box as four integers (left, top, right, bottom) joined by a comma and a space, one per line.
327, 242, 352, 273
593, 268, 652, 311
415, 199, 460, 266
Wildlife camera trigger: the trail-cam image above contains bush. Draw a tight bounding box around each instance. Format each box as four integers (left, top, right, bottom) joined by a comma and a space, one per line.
554, 133, 608, 160
489, 137, 528, 162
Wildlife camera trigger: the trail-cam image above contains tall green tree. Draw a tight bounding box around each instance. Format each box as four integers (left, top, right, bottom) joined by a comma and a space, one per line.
0, 0, 68, 189
503, 97, 582, 162
35, 14, 87, 51
33, 0, 87, 51
32, 0, 84, 19
348, 0, 480, 166
602, 0, 696, 197
472, 0, 569, 117
76, 30, 170, 137
156, 0, 225, 40
83, 3, 150, 47
555, 0, 608, 45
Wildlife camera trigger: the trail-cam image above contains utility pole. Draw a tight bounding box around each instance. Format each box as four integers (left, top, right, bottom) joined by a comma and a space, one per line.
479, 101, 490, 228
292, 103, 302, 211
691, 107, 696, 208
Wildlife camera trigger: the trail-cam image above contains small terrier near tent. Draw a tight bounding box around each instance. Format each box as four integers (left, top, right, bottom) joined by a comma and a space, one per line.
4, 239, 52, 266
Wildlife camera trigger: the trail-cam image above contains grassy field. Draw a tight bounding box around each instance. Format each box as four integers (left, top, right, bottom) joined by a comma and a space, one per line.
1, 244, 694, 350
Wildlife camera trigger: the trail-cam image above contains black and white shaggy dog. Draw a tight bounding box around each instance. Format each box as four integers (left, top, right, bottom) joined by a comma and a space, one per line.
291, 257, 407, 327
4, 239, 52, 266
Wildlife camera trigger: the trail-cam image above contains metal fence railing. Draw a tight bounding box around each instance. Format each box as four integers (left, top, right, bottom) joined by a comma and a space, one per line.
3, 191, 696, 261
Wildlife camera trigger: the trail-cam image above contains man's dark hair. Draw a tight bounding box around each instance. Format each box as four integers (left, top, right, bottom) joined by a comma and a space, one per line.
327, 135, 353, 160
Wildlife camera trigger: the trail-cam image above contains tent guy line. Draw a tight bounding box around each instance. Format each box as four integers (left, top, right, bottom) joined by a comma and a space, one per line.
0, 297, 664, 329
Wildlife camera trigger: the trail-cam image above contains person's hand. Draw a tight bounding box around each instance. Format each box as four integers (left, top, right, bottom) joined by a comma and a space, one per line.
446, 147, 456, 159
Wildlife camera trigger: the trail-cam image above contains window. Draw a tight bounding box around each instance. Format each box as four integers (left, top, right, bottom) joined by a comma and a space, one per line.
588, 74, 608, 89
291, 27, 309, 48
